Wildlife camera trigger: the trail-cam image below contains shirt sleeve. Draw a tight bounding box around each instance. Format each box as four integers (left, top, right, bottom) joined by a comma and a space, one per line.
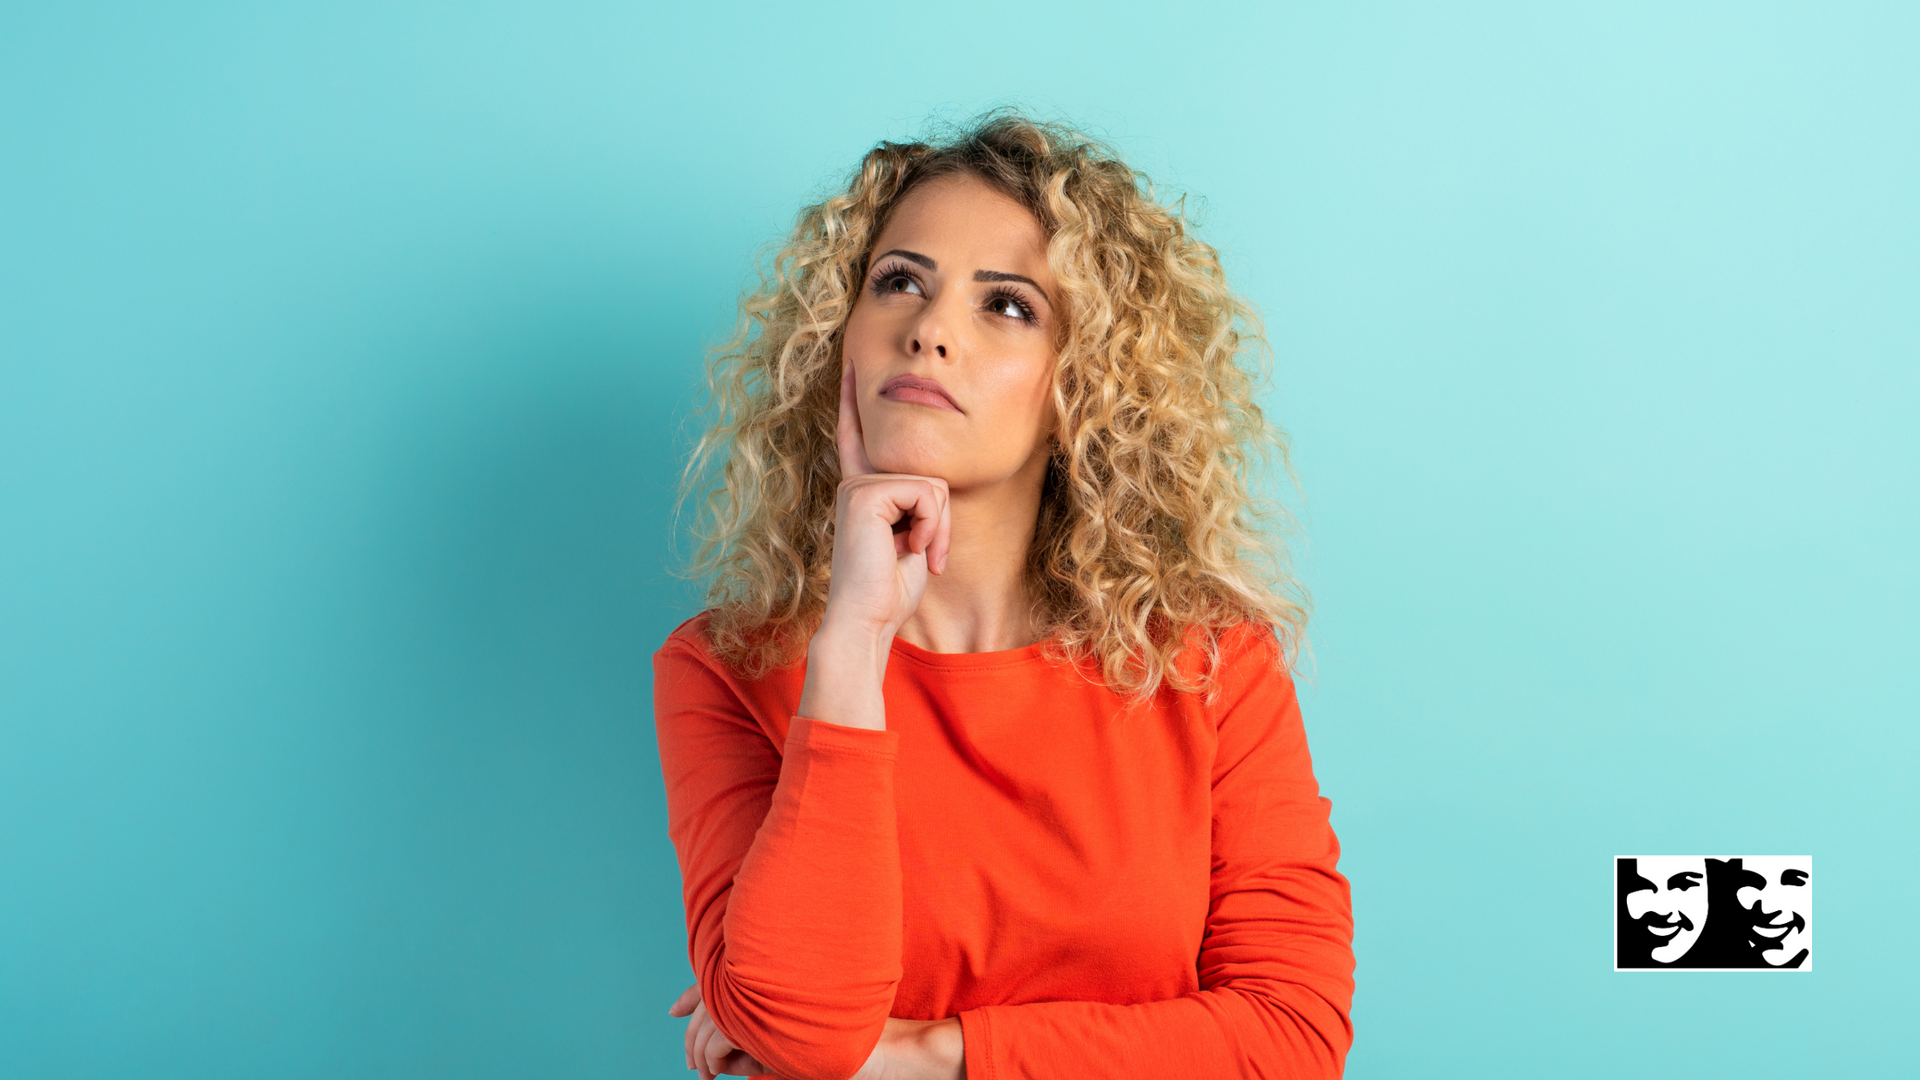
653, 636, 906, 1080
955, 642, 1356, 1080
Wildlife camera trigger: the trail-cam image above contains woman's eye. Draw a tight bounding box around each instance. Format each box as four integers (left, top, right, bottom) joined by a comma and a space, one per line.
988, 295, 1031, 321
883, 274, 922, 295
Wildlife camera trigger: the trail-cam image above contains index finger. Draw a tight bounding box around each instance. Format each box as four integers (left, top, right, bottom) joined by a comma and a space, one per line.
837, 361, 876, 479
667, 983, 700, 1017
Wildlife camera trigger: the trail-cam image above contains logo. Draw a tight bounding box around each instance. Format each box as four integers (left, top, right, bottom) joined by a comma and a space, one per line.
1614, 856, 1811, 971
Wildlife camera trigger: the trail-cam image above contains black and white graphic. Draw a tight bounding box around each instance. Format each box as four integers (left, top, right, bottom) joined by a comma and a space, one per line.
1614, 855, 1811, 971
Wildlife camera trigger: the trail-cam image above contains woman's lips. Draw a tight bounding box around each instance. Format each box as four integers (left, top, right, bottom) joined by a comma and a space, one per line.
1647, 923, 1680, 938
878, 374, 962, 413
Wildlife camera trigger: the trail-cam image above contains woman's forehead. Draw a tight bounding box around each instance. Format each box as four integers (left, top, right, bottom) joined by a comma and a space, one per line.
878, 177, 1049, 266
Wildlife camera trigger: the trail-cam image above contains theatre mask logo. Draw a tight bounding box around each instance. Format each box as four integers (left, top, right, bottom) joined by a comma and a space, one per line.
1615, 856, 1811, 971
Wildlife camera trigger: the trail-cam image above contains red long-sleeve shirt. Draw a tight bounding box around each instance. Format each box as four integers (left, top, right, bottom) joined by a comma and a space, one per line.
653, 614, 1355, 1080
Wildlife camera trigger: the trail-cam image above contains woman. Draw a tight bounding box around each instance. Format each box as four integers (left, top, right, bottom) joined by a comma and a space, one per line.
656, 112, 1354, 1080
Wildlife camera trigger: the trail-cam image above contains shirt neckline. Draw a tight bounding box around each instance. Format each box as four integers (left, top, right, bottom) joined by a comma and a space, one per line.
888, 632, 1057, 670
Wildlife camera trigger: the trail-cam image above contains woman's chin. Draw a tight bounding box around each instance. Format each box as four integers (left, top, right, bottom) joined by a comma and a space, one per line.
870, 456, 947, 481
864, 437, 1037, 492
866, 444, 960, 481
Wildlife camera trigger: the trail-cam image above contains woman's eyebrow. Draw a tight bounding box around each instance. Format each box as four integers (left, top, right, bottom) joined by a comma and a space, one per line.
975, 269, 1046, 294
879, 248, 936, 269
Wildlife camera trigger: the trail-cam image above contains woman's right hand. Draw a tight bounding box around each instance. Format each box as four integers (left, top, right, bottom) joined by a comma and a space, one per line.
796, 363, 952, 732
824, 362, 952, 641
670, 984, 768, 1080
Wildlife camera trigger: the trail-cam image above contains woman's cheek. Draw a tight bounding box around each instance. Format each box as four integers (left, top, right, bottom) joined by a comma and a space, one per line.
975, 348, 1055, 427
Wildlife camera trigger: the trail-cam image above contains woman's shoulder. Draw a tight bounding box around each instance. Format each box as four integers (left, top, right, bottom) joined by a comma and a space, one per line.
658, 611, 718, 654
1215, 617, 1286, 660
653, 610, 806, 708
656, 610, 807, 667
1171, 618, 1292, 691
652, 612, 723, 694
1178, 621, 1311, 772
654, 612, 760, 692
652, 612, 723, 676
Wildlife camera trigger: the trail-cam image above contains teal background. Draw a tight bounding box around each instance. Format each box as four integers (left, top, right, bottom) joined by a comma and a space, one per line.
2, 2, 1914, 1076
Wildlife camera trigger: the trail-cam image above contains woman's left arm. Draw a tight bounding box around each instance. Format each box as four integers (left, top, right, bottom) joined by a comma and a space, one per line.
951, 655, 1356, 1080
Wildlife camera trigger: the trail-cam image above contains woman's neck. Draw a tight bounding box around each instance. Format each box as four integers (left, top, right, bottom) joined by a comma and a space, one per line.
893, 468, 1045, 655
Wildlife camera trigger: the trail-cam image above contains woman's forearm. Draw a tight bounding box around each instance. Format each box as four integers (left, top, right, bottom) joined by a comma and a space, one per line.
658, 632, 907, 1080
702, 711, 905, 1079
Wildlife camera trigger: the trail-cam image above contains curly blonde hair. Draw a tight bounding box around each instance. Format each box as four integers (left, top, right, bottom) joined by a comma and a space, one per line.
680, 110, 1306, 697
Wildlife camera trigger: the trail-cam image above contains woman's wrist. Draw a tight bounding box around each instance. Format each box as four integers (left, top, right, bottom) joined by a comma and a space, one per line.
917, 1017, 965, 1079
878, 1017, 963, 1080
811, 612, 894, 669
796, 617, 892, 731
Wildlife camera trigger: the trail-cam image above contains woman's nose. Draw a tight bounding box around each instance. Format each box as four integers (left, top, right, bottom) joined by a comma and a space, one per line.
909, 299, 957, 361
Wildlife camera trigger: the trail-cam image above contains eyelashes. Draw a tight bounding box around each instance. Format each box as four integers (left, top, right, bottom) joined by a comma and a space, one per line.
869, 260, 923, 298
982, 287, 1037, 325
866, 260, 1042, 327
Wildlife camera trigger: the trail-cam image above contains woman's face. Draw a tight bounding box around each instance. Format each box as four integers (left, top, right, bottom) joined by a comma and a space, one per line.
1624, 855, 1709, 963
840, 174, 1059, 492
